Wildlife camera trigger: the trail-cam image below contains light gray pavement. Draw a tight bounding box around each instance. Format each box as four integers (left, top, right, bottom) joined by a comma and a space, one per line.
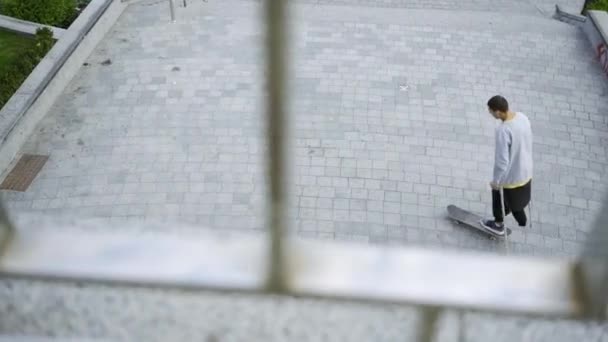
3, 0, 607, 257
2, 0, 608, 339
245, 0, 587, 13
258, 0, 585, 14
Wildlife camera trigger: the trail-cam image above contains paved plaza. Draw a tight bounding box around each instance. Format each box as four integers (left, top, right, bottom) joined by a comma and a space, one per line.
2, 0, 608, 340
3, 0, 606, 257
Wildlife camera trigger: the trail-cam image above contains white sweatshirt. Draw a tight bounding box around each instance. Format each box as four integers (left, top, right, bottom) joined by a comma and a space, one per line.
492, 112, 533, 189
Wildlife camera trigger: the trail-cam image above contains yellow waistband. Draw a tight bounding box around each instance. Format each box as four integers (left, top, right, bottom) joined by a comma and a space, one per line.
502, 178, 531, 189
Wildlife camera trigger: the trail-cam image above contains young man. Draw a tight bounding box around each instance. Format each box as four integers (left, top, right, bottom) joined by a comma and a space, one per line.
481, 95, 533, 236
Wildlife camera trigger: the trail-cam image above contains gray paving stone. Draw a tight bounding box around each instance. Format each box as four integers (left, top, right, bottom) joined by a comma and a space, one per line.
544, 236, 564, 251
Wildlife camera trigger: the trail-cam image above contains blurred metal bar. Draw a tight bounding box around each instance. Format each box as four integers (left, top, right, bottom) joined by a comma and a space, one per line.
578, 192, 608, 319
0, 228, 267, 290
417, 307, 440, 342
0, 201, 14, 256
264, 0, 288, 292
458, 310, 466, 342
285, 240, 586, 317
169, 0, 176, 22
0, 227, 587, 318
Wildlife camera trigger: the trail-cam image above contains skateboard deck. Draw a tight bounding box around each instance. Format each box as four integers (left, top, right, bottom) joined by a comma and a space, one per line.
447, 204, 512, 239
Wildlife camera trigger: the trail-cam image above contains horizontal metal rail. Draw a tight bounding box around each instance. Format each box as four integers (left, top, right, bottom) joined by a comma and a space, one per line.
0, 227, 586, 318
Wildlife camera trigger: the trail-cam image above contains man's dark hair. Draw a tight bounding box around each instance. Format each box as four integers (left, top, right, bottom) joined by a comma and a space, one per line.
487, 95, 509, 112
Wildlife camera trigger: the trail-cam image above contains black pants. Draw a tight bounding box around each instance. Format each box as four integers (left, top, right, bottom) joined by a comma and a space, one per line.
492, 180, 531, 227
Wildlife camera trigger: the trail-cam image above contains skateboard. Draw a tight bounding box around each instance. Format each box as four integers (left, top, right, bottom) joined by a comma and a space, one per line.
447, 204, 512, 240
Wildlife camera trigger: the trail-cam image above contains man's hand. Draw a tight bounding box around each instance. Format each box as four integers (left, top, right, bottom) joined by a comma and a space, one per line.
490, 182, 500, 190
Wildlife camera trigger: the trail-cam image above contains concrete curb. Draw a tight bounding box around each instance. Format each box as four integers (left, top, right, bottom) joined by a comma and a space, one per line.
582, 10, 608, 79
0, 14, 66, 39
554, 4, 587, 25
0, 0, 128, 176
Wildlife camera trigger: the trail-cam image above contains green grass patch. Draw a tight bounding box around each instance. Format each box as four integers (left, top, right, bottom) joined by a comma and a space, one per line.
0, 28, 55, 109
587, 0, 608, 11
0, 0, 76, 28
0, 29, 35, 75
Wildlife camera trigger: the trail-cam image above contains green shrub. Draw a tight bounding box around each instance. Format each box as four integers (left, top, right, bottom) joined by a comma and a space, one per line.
0, 28, 55, 109
587, 0, 608, 11
1, 0, 76, 27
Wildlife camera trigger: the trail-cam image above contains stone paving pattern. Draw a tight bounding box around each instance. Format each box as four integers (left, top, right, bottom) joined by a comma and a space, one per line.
246, 0, 584, 14
2, 0, 608, 339
3, 0, 607, 258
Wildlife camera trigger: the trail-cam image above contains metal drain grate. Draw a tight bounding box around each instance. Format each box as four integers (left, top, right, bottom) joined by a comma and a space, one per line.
0, 154, 49, 192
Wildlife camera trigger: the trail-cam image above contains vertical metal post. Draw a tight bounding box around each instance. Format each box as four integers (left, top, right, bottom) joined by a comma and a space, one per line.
183, 0, 187, 7
0, 199, 14, 257
264, 0, 288, 292
578, 191, 608, 319
457, 310, 466, 342
417, 307, 440, 342
169, 0, 176, 22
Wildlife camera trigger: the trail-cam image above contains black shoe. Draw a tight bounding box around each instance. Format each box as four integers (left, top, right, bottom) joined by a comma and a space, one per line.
480, 219, 505, 236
